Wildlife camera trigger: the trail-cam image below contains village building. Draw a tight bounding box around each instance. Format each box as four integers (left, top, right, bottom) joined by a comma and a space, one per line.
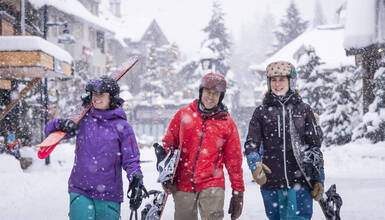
343, 0, 385, 113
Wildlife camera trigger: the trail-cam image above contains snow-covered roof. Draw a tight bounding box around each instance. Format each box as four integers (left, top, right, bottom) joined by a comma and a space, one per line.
29, 0, 113, 33
343, 0, 385, 50
250, 25, 355, 72
0, 36, 73, 63
98, 0, 155, 47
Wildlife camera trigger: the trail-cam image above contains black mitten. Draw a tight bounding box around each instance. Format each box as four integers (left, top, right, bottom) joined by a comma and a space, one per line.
58, 119, 78, 136
127, 173, 148, 211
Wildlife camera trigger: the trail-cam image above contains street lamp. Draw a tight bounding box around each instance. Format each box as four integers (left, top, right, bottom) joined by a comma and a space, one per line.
57, 23, 76, 44
41, 5, 75, 165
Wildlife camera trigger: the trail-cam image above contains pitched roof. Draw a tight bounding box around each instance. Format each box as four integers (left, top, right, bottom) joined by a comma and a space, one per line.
141, 19, 169, 45
29, 0, 113, 33
250, 25, 355, 72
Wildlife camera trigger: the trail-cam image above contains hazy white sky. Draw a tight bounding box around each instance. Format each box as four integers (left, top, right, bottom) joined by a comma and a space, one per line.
121, 0, 344, 56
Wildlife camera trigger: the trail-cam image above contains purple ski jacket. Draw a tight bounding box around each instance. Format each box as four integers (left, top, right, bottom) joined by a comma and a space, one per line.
45, 103, 142, 202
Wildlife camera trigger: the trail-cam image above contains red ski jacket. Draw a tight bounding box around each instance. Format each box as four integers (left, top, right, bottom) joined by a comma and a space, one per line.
162, 99, 244, 193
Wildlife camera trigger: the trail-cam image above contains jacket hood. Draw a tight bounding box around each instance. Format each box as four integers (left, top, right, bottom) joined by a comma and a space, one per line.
263, 91, 302, 107
190, 99, 228, 120
89, 98, 127, 121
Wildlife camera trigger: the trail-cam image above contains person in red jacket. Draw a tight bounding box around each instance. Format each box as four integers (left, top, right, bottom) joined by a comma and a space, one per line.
161, 73, 245, 220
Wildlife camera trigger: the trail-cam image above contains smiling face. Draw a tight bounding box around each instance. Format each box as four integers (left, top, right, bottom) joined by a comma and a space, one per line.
92, 92, 110, 110
201, 88, 221, 109
270, 76, 289, 96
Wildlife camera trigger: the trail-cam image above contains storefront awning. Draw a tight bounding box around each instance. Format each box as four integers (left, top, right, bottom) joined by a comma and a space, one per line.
0, 36, 73, 79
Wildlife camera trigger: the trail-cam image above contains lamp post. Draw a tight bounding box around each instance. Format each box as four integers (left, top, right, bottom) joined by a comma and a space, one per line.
41, 5, 75, 165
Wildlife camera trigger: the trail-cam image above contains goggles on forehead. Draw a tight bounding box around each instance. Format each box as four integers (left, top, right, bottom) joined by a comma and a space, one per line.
86, 79, 106, 93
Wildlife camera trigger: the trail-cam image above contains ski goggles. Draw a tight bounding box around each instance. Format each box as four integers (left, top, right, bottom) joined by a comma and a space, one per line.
85, 79, 107, 93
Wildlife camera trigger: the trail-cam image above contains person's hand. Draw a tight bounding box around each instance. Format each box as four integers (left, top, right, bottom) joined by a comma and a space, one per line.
246, 151, 261, 173
58, 119, 78, 136
228, 190, 243, 220
161, 180, 177, 194
311, 182, 323, 201
127, 173, 145, 211
252, 162, 272, 185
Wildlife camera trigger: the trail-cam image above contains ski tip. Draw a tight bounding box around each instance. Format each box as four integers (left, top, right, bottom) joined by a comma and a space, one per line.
37, 142, 59, 159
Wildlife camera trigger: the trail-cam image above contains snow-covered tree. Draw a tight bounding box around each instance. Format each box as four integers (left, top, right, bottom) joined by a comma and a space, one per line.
136, 42, 181, 104
270, 1, 308, 55
297, 46, 332, 115
353, 67, 385, 143
322, 70, 359, 146
201, 1, 232, 76
233, 8, 275, 82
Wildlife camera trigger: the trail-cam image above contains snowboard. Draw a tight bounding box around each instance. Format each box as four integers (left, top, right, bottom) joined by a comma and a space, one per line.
141, 143, 181, 220
36, 56, 139, 159
289, 110, 342, 220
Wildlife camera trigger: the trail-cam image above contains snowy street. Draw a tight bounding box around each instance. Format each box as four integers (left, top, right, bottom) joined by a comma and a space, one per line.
0, 0, 385, 219
1, 140, 384, 220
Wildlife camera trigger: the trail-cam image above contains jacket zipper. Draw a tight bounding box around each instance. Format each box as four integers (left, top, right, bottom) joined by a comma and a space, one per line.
191, 119, 206, 193
114, 155, 118, 182
281, 103, 289, 188
277, 115, 281, 138
280, 101, 291, 189
213, 147, 222, 176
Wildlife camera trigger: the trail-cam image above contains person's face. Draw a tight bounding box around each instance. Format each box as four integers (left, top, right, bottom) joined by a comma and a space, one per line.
201, 88, 221, 109
92, 92, 110, 110
270, 76, 289, 96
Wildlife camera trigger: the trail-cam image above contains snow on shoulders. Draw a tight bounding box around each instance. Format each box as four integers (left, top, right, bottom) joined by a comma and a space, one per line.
0, 36, 73, 63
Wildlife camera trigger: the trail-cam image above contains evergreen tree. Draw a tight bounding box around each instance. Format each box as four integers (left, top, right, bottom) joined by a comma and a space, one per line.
233, 8, 275, 82
322, 70, 359, 146
136, 42, 182, 104
271, 1, 308, 54
297, 46, 332, 115
201, 1, 231, 76
354, 67, 385, 143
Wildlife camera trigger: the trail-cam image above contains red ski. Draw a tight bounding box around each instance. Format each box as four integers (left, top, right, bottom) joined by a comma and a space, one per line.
36, 56, 139, 159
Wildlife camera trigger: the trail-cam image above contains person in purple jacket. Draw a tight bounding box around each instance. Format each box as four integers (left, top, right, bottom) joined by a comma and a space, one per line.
45, 76, 143, 220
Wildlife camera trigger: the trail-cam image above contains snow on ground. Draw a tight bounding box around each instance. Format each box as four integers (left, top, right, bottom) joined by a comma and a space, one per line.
0, 139, 384, 220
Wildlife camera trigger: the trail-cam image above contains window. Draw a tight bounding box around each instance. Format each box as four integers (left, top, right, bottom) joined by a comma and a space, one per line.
96, 31, 105, 53
89, 27, 96, 48
75, 23, 83, 40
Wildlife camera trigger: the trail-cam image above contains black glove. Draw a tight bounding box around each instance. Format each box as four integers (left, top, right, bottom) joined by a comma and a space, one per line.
58, 119, 78, 136
81, 93, 92, 107
161, 180, 177, 194
127, 173, 148, 211
228, 190, 243, 220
